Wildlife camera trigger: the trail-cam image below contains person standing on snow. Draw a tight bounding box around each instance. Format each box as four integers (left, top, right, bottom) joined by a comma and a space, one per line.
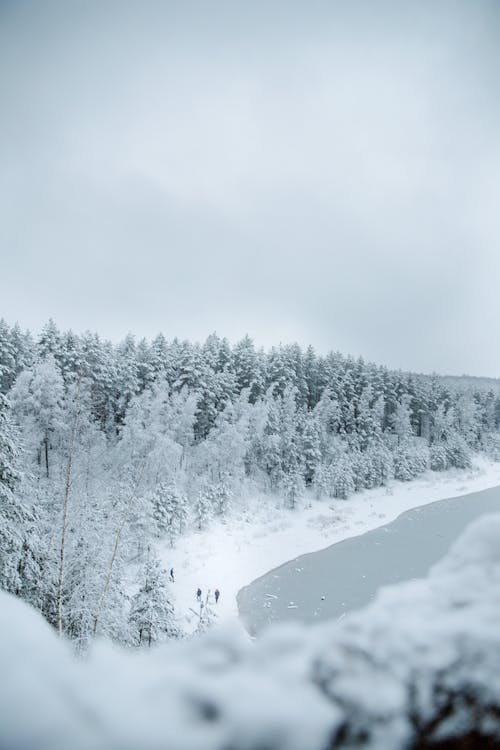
196, 587, 202, 601
214, 589, 220, 604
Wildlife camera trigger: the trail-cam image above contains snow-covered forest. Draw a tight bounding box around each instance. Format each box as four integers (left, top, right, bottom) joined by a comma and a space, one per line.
1, 317, 500, 649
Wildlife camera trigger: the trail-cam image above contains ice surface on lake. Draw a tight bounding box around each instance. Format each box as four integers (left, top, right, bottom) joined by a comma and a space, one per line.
238, 484, 500, 632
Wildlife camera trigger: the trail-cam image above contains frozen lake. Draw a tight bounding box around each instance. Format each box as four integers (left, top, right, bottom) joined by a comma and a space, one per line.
237, 485, 500, 635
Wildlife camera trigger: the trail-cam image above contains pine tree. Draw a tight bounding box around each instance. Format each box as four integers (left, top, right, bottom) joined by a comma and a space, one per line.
312, 462, 331, 499
0, 394, 34, 594
9, 356, 65, 478
304, 344, 320, 409
391, 395, 414, 446
113, 334, 140, 425
262, 391, 284, 489
129, 548, 178, 646
281, 468, 305, 509
37, 319, 62, 362
195, 489, 212, 530
232, 335, 263, 402
0, 319, 16, 394
149, 333, 170, 382
213, 474, 233, 517
301, 412, 322, 485
58, 330, 82, 383
330, 455, 355, 499
152, 483, 188, 546
136, 337, 154, 391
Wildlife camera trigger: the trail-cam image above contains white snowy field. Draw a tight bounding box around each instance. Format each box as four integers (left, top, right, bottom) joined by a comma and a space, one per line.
159, 456, 500, 631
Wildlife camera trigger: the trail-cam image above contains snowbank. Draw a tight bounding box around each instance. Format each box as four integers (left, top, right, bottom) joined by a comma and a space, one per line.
314, 512, 500, 747
2, 512, 500, 749
159, 455, 500, 629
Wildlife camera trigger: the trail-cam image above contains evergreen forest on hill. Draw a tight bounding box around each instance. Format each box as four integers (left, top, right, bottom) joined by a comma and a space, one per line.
1, 318, 499, 649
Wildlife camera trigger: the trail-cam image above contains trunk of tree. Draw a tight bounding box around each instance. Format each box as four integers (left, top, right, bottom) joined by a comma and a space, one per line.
92, 467, 144, 639
44, 435, 49, 478
92, 515, 125, 639
55, 382, 81, 637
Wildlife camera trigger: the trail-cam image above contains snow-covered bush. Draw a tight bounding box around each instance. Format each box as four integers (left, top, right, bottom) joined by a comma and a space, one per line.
353, 443, 394, 490
481, 431, 500, 461
429, 443, 448, 471
444, 431, 472, 469
330, 457, 355, 499
429, 434, 472, 472
393, 440, 429, 481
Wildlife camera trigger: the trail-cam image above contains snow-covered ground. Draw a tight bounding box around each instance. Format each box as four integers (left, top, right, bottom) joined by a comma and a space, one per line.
159, 456, 500, 631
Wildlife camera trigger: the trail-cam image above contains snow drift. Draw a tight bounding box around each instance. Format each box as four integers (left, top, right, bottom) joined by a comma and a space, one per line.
1, 513, 500, 750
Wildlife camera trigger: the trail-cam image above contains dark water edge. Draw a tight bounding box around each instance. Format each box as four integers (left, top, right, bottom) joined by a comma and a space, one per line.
237, 484, 500, 636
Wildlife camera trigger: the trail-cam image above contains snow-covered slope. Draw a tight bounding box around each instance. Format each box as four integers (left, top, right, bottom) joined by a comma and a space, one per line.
159, 456, 500, 630
2, 511, 500, 749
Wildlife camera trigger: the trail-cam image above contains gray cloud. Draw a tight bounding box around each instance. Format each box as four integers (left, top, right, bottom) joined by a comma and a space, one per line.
1, 0, 499, 375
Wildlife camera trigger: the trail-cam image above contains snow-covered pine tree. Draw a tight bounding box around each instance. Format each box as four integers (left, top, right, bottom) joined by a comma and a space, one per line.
213, 474, 233, 517
301, 412, 322, 485
194, 489, 212, 531
0, 319, 16, 394
129, 547, 178, 646
58, 329, 83, 384
281, 467, 305, 510
262, 395, 283, 489
37, 319, 63, 363
0, 394, 35, 595
113, 334, 140, 426
391, 394, 414, 446
152, 483, 188, 546
330, 455, 355, 499
312, 462, 331, 499
9, 356, 65, 479
136, 337, 154, 392
232, 335, 264, 402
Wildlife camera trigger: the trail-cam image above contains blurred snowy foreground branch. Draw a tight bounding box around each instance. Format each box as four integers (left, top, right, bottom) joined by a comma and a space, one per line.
2, 514, 500, 750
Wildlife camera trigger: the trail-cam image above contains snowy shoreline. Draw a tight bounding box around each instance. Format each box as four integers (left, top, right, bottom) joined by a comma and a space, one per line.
158, 456, 500, 632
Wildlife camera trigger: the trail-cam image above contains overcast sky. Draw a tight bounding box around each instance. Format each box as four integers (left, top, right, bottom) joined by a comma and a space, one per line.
1, 1, 499, 376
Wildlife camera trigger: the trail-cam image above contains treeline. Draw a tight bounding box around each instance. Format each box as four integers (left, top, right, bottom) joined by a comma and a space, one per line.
0, 318, 499, 649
